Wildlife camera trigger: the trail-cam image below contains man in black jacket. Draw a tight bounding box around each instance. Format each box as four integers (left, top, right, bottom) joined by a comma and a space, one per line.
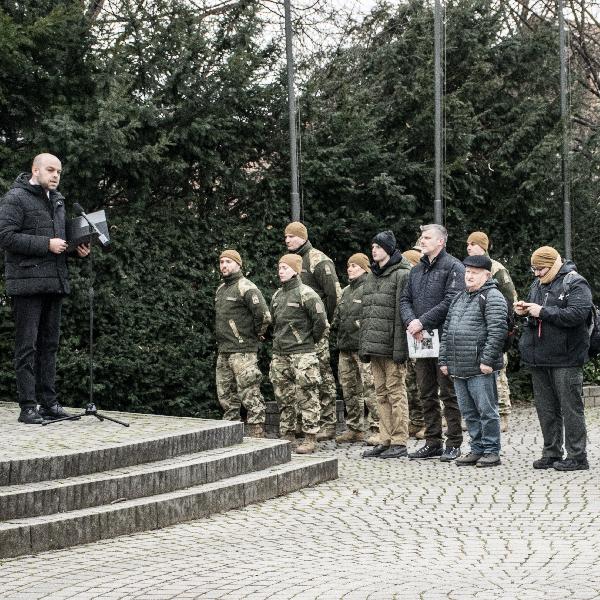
0, 154, 90, 424
399, 223, 465, 461
516, 246, 592, 471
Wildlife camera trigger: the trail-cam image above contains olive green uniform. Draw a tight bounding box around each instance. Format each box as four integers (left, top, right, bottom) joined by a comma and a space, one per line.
269, 276, 328, 435
333, 273, 378, 432
215, 271, 271, 424
295, 241, 341, 429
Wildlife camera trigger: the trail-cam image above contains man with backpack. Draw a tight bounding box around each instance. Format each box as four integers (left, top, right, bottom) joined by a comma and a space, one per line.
439, 255, 507, 467
516, 246, 593, 471
466, 231, 517, 432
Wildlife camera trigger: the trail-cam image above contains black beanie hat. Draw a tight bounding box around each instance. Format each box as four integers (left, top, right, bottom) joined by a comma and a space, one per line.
463, 254, 492, 271
371, 230, 397, 256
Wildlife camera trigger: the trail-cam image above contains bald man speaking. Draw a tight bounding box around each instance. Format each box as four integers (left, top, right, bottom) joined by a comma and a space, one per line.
0, 154, 90, 424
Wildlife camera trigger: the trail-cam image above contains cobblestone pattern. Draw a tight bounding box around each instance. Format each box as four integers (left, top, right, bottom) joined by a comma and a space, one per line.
1, 405, 599, 598
583, 385, 600, 408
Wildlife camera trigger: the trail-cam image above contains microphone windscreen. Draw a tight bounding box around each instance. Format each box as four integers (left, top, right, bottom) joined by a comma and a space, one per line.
73, 202, 84, 214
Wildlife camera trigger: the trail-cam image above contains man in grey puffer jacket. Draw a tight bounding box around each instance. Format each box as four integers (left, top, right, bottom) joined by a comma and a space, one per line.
439, 255, 507, 467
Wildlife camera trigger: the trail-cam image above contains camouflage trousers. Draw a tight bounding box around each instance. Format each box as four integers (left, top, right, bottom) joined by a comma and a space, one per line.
498, 353, 511, 416
406, 359, 424, 427
370, 356, 409, 446
216, 352, 266, 424
315, 333, 338, 429
270, 352, 321, 435
338, 351, 378, 432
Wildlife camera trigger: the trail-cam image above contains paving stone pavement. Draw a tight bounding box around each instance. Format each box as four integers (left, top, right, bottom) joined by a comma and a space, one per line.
1, 405, 600, 600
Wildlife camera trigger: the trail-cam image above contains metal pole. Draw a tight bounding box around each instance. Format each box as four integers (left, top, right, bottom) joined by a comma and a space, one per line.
434, 0, 443, 225
284, 0, 300, 221
558, 0, 572, 259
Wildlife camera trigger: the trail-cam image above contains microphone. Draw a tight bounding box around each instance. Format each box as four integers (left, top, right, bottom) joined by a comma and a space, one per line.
73, 203, 110, 248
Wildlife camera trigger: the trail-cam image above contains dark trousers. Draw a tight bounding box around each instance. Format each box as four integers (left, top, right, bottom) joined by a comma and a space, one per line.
530, 366, 587, 460
12, 295, 63, 409
414, 357, 463, 448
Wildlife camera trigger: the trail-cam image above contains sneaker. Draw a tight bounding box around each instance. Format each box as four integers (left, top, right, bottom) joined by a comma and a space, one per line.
455, 452, 483, 466
533, 456, 562, 470
38, 403, 73, 420
408, 444, 443, 460
553, 458, 589, 471
476, 453, 501, 467
440, 446, 461, 462
362, 444, 389, 458
18, 407, 43, 424
379, 444, 408, 459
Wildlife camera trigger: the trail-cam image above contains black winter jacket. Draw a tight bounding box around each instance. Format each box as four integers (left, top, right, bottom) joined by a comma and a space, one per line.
0, 174, 70, 296
399, 249, 465, 330
519, 261, 592, 368
439, 279, 507, 377
358, 252, 411, 362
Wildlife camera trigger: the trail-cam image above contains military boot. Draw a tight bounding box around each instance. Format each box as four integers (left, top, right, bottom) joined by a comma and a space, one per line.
295, 433, 316, 454
335, 429, 365, 444
364, 428, 381, 446
247, 423, 265, 438
316, 426, 336, 442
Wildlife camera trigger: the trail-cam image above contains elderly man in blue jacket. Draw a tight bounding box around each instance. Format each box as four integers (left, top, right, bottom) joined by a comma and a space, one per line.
439, 255, 507, 467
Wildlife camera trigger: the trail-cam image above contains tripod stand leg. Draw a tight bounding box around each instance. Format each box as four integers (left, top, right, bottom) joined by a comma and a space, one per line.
95, 412, 130, 427
41, 412, 84, 426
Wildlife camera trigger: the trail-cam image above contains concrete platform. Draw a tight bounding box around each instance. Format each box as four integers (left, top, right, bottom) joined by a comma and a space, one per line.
0, 402, 338, 559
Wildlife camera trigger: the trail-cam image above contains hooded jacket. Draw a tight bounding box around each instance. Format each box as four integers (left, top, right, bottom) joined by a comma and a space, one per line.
519, 261, 592, 368
0, 173, 70, 296
358, 251, 411, 362
439, 278, 507, 377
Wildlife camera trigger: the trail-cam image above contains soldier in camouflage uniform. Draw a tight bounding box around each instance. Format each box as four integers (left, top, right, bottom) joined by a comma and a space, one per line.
467, 232, 518, 432
269, 254, 328, 454
215, 250, 271, 438
332, 253, 379, 444
284, 222, 341, 441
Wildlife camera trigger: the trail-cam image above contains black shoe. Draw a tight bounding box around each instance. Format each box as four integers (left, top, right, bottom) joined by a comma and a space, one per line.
553, 458, 589, 471
362, 444, 389, 458
379, 445, 407, 459
38, 403, 74, 420
408, 444, 443, 460
18, 407, 44, 424
533, 456, 562, 470
439, 446, 461, 462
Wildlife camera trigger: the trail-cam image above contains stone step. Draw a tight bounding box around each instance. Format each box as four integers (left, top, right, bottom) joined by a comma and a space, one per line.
0, 438, 291, 521
0, 454, 338, 559
0, 412, 243, 485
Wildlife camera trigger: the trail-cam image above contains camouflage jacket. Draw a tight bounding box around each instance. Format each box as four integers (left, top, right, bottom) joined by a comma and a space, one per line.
215, 271, 271, 353
270, 275, 328, 354
332, 273, 368, 352
294, 240, 341, 322
489, 256, 517, 305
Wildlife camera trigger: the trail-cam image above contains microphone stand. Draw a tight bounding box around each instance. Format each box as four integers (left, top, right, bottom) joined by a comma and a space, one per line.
44, 218, 128, 427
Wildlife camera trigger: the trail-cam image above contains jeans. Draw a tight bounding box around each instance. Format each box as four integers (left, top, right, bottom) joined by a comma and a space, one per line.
453, 373, 501, 455
414, 357, 463, 448
12, 294, 63, 409
530, 366, 587, 460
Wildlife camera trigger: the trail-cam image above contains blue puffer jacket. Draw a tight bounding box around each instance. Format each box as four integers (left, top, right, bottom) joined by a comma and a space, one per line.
439, 279, 507, 377
519, 261, 592, 368
399, 249, 465, 330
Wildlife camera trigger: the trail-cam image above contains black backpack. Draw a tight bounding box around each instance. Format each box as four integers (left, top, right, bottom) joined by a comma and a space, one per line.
477, 289, 516, 353
562, 272, 600, 360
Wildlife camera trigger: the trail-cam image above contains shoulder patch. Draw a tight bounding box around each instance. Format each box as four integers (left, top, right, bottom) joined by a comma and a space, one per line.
490, 259, 505, 277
